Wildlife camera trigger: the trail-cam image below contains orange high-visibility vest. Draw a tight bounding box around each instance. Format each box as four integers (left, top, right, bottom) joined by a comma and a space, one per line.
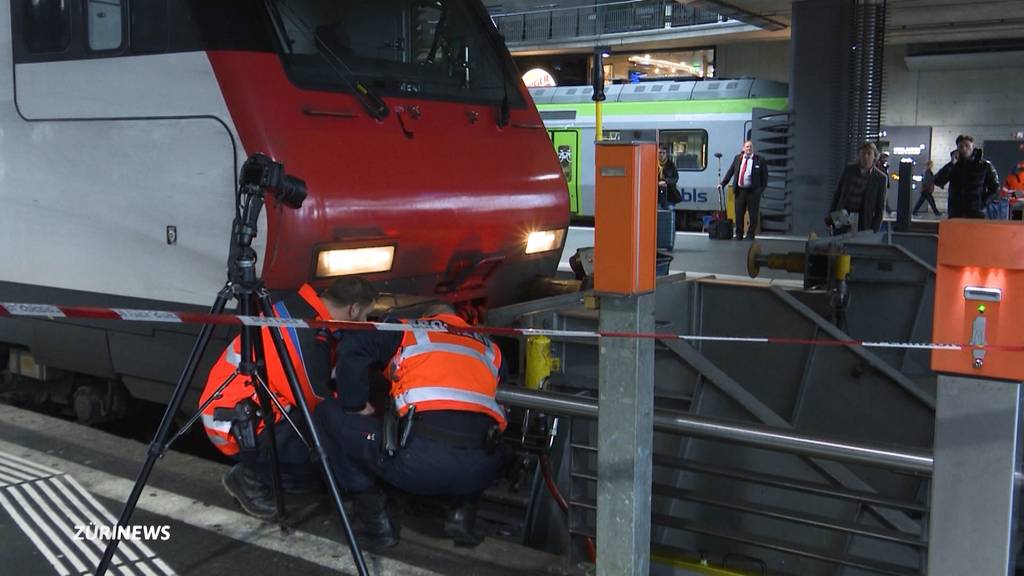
386, 314, 506, 430
200, 284, 332, 456
1006, 172, 1024, 192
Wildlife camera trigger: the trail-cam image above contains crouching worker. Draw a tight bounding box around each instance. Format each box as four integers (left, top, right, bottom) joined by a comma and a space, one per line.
200, 278, 377, 519
315, 303, 506, 550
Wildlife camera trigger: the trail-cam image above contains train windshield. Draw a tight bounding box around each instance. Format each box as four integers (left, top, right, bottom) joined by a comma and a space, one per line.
266, 0, 521, 107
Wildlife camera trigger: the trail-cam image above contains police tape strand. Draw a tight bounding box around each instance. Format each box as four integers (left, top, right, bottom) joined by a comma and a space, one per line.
1, 301, 1020, 353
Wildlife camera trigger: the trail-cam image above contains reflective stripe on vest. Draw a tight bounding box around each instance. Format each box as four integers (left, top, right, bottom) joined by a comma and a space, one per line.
395, 340, 500, 381
394, 387, 504, 418
225, 343, 242, 368
202, 414, 232, 435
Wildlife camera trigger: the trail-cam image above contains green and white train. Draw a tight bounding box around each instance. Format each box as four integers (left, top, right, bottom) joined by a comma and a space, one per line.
530, 79, 788, 228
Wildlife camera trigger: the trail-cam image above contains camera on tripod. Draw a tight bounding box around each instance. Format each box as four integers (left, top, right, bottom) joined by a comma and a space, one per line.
240, 153, 308, 209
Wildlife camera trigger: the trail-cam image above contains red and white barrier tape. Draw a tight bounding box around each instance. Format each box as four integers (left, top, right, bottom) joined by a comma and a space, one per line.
1, 302, 1020, 353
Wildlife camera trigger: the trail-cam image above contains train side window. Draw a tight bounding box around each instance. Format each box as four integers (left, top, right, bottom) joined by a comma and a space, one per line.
23, 0, 71, 53
87, 0, 123, 51
660, 130, 708, 172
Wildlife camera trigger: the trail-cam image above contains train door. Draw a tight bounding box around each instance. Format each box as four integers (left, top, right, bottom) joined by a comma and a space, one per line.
548, 129, 581, 214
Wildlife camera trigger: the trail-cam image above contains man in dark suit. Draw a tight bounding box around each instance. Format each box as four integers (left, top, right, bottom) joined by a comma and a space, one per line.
827, 141, 888, 233
718, 140, 768, 240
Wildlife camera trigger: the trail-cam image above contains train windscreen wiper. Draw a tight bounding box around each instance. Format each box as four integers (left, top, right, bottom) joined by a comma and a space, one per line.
264, 0, 389, 121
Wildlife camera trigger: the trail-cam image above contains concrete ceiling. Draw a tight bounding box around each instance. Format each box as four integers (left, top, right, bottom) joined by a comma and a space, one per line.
486, 0, 1024, 55
685, 0, 1024, 44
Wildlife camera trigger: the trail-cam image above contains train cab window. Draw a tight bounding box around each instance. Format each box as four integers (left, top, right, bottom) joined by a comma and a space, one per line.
23, 0, 71, 53
131, 0, 169, 53
87, 0, 123, 51
660, 130, 708, 172
266, 0, 522, 106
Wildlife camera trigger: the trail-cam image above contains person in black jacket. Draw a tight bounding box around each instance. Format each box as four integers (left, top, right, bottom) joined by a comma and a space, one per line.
912, 160, 942, 217
657, 146, 681, 208
718, 140, 768, 240
934, 134, 1000, 219
828, 141, 888, 233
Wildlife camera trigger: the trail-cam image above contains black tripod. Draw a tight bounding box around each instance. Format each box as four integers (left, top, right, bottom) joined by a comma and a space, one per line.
96, 155, 369, 576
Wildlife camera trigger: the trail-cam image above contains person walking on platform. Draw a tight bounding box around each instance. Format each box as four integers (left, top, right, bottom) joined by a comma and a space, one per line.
718, 140, 768, 240
200, 278, 377, 519
315, 303, 506, 551
657, 145, 681, 209
912, 160, 943, 217
934, 134, 1000, 219
828, 141, 887, 233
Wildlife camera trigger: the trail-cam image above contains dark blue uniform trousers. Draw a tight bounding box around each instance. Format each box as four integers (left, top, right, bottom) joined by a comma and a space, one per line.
241, 417, 320, 492
313, 398, 502, 496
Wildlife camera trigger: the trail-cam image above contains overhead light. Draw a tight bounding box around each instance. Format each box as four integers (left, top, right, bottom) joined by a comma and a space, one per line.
964, 286, 1002, 303
315, 246, 395, 277
525, 229, 566, 255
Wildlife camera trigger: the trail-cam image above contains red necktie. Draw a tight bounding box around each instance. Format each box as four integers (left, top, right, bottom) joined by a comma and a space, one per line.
739, 156, 749, 187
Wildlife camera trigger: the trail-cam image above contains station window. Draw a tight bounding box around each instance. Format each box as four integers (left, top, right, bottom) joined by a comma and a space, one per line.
23, 0, 71, 53
660, 129, 708, 172
87, 0, 123, 51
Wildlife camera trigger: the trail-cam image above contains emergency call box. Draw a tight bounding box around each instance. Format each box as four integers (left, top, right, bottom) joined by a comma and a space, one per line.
932, 220, 1024, 380
594, 142, 657, 295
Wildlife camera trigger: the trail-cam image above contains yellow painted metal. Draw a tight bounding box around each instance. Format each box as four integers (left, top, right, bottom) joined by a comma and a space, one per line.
595, 100, 603, 142
651, 550, 750, 575
525, 335, 553, 390
834, 253, 852, 281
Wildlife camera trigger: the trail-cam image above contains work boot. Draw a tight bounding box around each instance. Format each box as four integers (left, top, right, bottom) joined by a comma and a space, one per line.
444, 499, 484, 547
222, 464, 278, 520
352, 491, 399, 551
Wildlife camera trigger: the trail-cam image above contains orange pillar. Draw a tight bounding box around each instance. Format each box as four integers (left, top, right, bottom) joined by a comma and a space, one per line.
932, 220, 1024, 378
594, 142, 657, 295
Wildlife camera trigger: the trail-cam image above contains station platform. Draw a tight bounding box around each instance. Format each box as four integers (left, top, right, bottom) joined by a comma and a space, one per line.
0, 404, 562, 576
561, 226, 806, 282
561, 221, 938, 282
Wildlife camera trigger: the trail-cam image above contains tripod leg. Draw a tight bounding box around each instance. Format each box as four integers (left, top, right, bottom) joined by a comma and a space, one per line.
163, 370, 241, 451
256, 291, 370, 576
243, 290, 287, 523
96, 286, 233, 575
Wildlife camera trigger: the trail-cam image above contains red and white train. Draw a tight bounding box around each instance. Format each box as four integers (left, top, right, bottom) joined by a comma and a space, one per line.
0, 0, 567, 417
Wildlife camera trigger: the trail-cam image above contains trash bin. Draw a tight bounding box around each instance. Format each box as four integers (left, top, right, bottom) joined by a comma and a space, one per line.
657, 209, 676, 250
656, 251, 674, 276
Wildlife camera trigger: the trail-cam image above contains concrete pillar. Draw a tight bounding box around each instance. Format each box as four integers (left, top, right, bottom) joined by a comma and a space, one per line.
788, 0, 853, 235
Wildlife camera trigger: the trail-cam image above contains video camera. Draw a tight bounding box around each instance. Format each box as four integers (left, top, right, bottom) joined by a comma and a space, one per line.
239, 153, 308, 209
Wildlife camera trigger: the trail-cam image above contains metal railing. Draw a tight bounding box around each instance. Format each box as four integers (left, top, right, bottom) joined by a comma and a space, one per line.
498, 384, 1024, 574
490, 0, 724, 44
497, 387, 932, 474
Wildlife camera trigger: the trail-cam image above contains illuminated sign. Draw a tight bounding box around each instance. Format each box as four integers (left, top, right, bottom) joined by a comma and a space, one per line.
522, 68, 557, 87
893, 145, 927, 155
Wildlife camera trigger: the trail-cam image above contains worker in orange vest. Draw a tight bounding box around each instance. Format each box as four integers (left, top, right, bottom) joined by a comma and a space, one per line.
314, 302, 506, 550
200, 277, 377, 519
1004, 161, 1024, 219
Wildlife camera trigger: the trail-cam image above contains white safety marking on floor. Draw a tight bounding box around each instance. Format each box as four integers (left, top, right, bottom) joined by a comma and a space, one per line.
0, 449, 61, 475
0, 489, 71, 576
35, 479, 132, 571
0, 440, 443, 576
6, 484, 90, 573
59, 476, 142, 563
0, 452, 173, 576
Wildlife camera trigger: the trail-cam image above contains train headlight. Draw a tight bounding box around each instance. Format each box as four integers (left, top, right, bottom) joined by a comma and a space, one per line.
525, 229, 566, 255
315, 246, 395, 277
